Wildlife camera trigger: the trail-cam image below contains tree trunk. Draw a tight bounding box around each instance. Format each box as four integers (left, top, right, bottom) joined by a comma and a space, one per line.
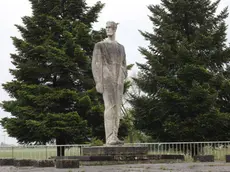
56, 137, 65, 157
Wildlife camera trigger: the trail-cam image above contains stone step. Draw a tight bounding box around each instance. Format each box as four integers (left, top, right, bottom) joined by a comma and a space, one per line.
82, 146, 148, 156
53, 154, 185, 161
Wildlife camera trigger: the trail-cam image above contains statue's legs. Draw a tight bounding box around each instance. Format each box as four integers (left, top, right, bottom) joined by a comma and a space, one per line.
103, 83, 122, 145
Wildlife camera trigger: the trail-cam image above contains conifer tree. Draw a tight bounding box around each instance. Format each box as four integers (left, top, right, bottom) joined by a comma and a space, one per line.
1, 0, 105, 156
131, 0, 230, 142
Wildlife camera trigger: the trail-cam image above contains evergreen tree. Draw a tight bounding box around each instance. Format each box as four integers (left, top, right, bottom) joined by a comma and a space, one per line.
131, 0, 230, 142
1, 0, 106, 156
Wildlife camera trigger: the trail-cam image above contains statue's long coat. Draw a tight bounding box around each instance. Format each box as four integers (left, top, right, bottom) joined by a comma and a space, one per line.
92, 41, 127, 144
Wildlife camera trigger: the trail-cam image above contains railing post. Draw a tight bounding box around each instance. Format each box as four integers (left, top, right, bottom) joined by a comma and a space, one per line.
12, 147, 14, 159
46, 146, 48, 159
80, 146, 82, 156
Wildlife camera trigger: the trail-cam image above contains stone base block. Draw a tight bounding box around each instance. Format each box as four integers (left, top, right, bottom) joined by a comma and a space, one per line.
161, 155, 185, 160
114, 155, 148, 161
33, 160, 55, 167
193, 155, 214, 162
148, 155, 185, 161
14, 159, 35, 167
83, 146, 148, 156
55, 156, 91, 161
55, 159, 79, 168
53, 154, 184, 162
226, 155, 230, 162
90, 156, 114, 161
0, 159, 15, 166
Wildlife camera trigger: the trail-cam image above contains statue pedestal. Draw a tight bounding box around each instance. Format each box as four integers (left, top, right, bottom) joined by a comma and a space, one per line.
82, 146, 148, 161
51, 146, 185, 165
82, 146, 148, 156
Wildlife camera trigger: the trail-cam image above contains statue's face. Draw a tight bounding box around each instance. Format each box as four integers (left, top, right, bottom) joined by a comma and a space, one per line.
106, 23, 116, 36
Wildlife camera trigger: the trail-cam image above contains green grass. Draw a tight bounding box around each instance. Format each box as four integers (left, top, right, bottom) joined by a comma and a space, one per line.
0, 147, 81, 160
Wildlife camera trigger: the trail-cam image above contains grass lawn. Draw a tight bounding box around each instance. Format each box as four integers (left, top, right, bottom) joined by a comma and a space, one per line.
0, 146, 81, 160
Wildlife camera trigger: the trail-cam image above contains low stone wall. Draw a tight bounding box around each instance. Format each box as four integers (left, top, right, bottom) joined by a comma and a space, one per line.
55, 159, 79, 168
33, 160, 55, 167
3, 153, 228, 168
14, 159, 35, 167
53, 154, 185, 161
0, 159, 15, 166
0, 159, 79, 168
193, 155, 214, 162
226, 155, 230, 162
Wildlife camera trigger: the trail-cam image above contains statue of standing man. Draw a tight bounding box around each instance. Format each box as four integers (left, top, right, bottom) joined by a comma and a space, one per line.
92, 21, 127, 145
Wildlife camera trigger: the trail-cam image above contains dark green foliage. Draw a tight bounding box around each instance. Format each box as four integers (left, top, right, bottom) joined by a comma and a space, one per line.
131, 0, 230, 142
1, 0, 106, 148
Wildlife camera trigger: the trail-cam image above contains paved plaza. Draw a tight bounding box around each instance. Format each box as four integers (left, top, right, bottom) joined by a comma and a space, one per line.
1, 162, 230, 172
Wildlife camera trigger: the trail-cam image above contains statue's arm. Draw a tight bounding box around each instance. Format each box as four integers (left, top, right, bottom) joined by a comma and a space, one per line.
122, 46, 128, 78
92, 43, 103, 92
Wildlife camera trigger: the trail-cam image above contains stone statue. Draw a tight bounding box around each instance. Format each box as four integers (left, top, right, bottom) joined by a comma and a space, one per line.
92, 21, 127, 145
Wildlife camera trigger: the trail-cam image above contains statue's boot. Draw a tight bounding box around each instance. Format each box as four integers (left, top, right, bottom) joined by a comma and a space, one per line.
107, 138, 124, 145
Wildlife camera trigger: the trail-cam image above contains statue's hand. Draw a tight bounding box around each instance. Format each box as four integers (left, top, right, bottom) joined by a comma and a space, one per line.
96, 83, 103, 94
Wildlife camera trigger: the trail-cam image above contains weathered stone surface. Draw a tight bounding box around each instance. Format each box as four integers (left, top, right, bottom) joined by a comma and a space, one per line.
193, 155, 214, 162
92, 21, 127, 145
55, 156, 91, 161
0, 159, 15, 166
160, 155, 185, 160
90, 156, 114, 161
14, 159, 35, 167
51, 154, 182, 162
83, 146, 148, 156
33, 160, 54, 167
147, 154, 185, 161
226, 155, 230, 162
55, 159, 79, 168
113, 155, 148, 161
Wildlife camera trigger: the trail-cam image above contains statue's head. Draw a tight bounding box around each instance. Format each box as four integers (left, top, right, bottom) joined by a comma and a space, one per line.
106, 21, 119, 37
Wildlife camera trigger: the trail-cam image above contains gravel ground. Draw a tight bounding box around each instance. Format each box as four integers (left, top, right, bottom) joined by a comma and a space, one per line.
1, 163, 230, 172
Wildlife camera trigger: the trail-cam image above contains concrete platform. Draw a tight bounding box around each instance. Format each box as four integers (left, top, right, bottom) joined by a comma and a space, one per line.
2, 162, 230, 172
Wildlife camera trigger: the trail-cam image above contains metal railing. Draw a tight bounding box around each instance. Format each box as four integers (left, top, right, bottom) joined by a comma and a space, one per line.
128, 141, 230, 161
1, 141, 230, 161
0, 144, 89, 160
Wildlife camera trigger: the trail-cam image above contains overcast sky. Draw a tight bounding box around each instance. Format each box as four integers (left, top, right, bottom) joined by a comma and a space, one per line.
0, 0, 230, 145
